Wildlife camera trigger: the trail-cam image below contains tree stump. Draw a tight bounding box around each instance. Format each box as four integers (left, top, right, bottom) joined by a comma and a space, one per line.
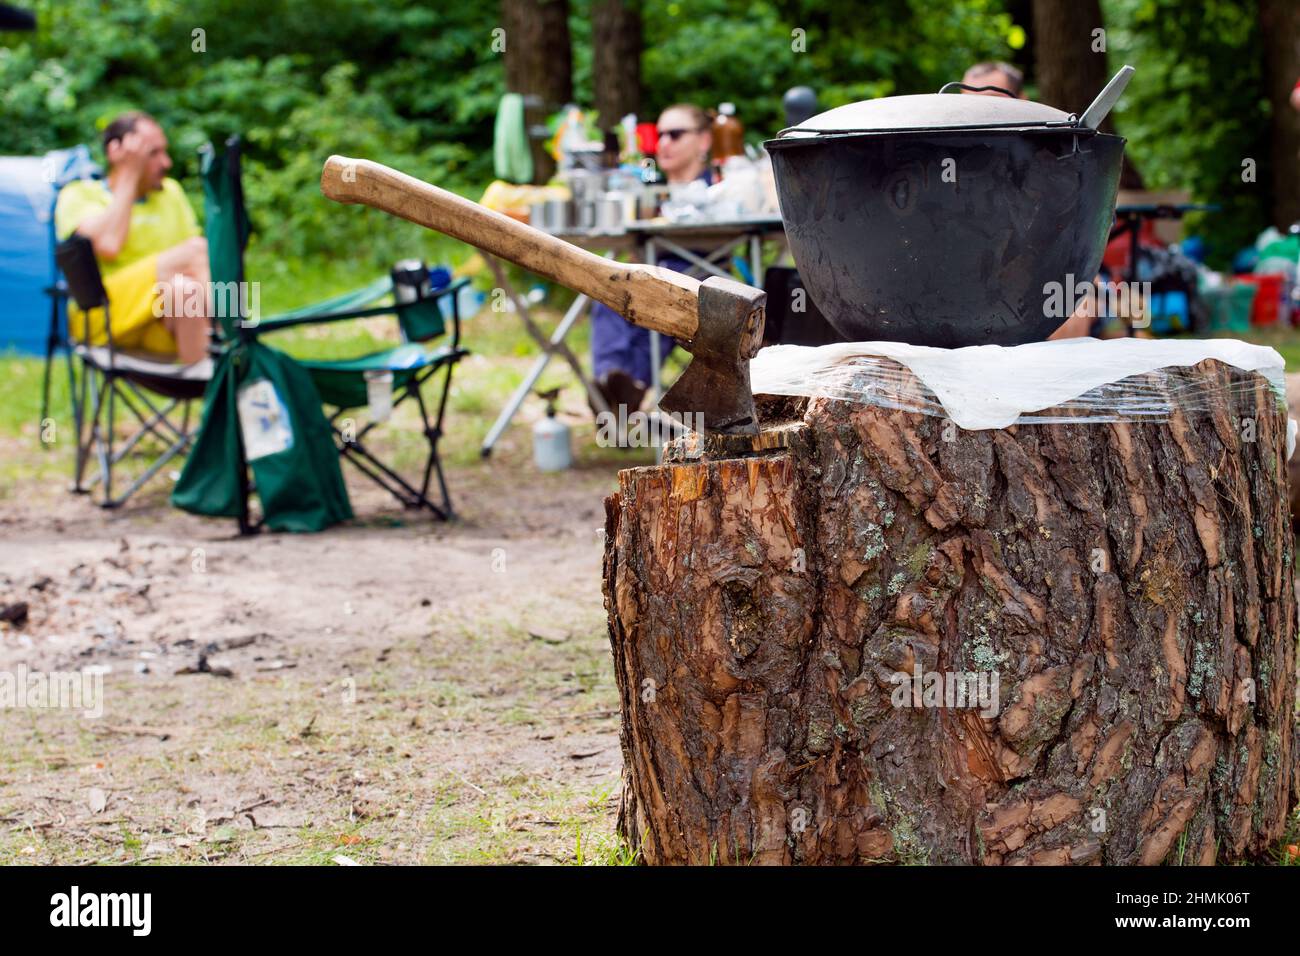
602, 359, 1298, 865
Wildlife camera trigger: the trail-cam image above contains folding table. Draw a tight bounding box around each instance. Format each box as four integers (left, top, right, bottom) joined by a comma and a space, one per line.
479, 216, 785, 457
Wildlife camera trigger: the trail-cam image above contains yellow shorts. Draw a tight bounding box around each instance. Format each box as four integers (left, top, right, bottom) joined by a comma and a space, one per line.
69, 253, 178, 354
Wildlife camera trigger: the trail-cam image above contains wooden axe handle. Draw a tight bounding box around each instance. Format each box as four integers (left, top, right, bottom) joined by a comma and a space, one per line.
321, 156, 700, 341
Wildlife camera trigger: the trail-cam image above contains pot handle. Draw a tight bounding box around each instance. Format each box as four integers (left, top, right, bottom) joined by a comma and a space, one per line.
1078, 65, 1135, 130
938, 81, 1017, 98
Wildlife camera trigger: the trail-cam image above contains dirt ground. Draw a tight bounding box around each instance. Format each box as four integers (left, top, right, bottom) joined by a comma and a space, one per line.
0, 450, 634, 865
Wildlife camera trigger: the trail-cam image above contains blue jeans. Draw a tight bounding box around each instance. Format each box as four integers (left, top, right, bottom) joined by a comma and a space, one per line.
591, 255, 691, 384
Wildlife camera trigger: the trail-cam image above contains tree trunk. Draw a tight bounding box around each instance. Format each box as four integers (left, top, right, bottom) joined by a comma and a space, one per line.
591, 0, 642, 130
603, 364, 1297, 865
501, 0, 573, 184
1032, 0, 1144, 190
1260, 0, 1300, 228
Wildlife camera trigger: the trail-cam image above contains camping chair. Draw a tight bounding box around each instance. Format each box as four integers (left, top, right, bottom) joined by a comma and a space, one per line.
40, 145, 214, 509
52, 234, 212, 508
200, 136, 470, 523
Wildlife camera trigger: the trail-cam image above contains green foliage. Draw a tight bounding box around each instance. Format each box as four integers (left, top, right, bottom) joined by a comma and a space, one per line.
240, 62, 474, 262
1102, 0, 1271, 266
636, 0, 1021, 136
0, 0, 1281, 271
1, 0, 502, 270
2, 0, 1024, 175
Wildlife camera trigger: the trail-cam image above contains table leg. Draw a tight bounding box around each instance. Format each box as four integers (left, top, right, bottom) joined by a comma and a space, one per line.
645, 239, 663, 409
479, 255, 608, 457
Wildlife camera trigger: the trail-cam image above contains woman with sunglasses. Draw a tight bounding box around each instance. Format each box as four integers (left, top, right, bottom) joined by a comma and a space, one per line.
591, 104, 714, 419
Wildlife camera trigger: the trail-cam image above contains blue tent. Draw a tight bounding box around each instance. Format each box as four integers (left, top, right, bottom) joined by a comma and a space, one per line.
0, 146, 99, 354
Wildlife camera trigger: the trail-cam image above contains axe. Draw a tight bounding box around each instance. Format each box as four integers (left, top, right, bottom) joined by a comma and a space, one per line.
321, 157, 764, 435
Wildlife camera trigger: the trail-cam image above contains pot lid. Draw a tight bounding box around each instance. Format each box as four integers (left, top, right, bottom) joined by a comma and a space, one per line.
772, 89, 1079, 141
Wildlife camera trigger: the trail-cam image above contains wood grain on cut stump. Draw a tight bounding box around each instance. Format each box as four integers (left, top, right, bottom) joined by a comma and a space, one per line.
602, 359, 1298, 865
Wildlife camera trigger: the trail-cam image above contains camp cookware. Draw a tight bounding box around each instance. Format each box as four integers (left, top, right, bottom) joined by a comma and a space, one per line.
764, 66, 1134, 347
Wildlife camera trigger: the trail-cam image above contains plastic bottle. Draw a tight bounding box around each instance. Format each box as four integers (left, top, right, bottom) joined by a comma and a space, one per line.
620, 113, 640, 164
559, 106, 587, 172
532, 389, 571, 472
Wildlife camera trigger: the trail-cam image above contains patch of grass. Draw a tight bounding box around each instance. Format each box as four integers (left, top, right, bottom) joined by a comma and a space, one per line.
572, 825, 640, 866
0, 348, 74, 497
421, 775, 619, 865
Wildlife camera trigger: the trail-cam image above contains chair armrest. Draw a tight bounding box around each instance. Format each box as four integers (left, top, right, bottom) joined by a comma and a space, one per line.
253, 303, 403, 334
253, 275, 473, 338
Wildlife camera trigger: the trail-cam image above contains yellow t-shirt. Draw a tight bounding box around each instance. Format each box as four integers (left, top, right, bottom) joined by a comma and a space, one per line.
54, 177, 200, 276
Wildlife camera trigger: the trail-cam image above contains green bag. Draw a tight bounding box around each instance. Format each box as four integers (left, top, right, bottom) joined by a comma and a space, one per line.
172, 340, 353, 532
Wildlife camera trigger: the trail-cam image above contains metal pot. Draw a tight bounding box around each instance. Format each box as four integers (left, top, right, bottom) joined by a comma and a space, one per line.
534, 198, 573, 234
764, 66, 1134, 347
594, 194, 625, 231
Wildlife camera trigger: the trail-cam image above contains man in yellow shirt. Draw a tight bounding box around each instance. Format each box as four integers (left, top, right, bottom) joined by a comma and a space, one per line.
55, 111, 210, 363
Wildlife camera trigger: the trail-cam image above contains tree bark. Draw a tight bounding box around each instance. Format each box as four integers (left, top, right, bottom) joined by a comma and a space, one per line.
591, 0, 642, 130
501, 0, 573, 183
1260, 0, 1300, 228
603, 364, 1297, 865
1031, 0, 1144, 190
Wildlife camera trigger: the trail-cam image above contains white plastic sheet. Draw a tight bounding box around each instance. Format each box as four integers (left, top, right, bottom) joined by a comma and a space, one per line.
750, 337, 1294, 457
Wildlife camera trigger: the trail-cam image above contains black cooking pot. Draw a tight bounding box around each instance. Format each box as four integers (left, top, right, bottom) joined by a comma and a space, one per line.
765, 68, 1133, 347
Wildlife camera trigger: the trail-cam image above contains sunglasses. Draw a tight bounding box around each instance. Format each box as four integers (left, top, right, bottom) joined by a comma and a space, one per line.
656, 127, 703, 142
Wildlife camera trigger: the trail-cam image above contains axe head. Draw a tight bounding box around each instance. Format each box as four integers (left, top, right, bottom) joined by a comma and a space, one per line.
660, 276, 765, 436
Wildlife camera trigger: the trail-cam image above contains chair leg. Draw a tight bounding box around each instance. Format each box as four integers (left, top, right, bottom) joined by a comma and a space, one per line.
325, 355, 466, 521
72, 366, 204, 508
66, 347, 83, 456
40, 344, 55, 442
432, 355, 465, 517
415, 371, 455, 518
337, 436, 447, 519
82, 369, 113, 499
430, 448, 454, 520
115, 382, 190, 448
101, 376, 117, 507
237, 499, 258, 537
99, 428, 193, 509
411, 384, 438, 506
106, 394, 180, 463
72, 361, 95, 493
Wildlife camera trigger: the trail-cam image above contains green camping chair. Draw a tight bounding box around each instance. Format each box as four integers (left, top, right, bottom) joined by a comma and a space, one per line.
183, 136, 470, 530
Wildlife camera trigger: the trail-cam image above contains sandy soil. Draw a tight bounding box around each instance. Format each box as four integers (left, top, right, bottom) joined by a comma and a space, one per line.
0, 451, 633, 865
